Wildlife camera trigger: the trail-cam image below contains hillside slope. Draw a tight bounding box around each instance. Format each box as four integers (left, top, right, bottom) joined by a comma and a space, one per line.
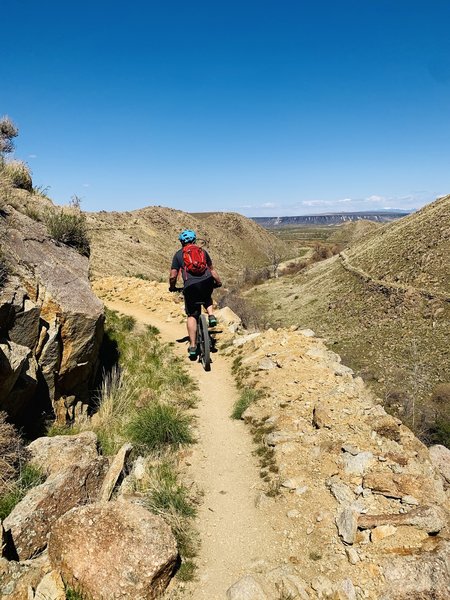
87, 207, 289, 281
247, 195, 450, 441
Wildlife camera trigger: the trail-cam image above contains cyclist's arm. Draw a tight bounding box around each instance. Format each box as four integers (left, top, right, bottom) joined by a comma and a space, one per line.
169, 268, 179, 291
210, 266, 222, 286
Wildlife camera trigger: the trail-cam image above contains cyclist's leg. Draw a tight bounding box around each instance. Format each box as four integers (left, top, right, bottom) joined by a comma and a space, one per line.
184, 284, 202, 351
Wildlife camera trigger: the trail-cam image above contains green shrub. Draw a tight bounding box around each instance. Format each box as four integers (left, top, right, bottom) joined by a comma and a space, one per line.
45, 209, 90, 256
231, 388, 260, 419
127, 402, 193, 452
1, 160, 32, 191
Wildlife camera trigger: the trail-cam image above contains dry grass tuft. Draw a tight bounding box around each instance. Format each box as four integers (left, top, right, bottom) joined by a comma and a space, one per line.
0, 412, 28, 496
1, 160, 32, 191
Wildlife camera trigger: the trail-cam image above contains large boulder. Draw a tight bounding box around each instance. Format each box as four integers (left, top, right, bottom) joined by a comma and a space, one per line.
27, 431, 100, 476
48, 501, 178, 600
0, 207, 104, 425
3, 457, 108, 560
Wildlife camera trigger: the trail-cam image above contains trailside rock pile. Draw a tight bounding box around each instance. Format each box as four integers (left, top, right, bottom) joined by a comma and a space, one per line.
0, 207, 104, 428
228, 327, 450, 600
0, 432, 177, 599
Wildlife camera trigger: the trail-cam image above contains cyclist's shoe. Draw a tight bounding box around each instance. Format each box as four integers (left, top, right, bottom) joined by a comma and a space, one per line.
188, 346, 198, 360
208, 315, 218, 327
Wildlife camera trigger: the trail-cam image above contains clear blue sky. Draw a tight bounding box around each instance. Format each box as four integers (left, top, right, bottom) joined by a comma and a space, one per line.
2, 1, 450, 216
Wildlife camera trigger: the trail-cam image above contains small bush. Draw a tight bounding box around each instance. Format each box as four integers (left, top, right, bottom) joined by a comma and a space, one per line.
46, 208, 90, 256
311, 242, 333, 262
0, 412, 28, 495
218, 290, 264, 329
177, 560, 197, 581
127, 402, 193, 452
24, 205, 42, 221
1, 160, 32, 191
231, 388, 260, 419
432, 383, 450, 405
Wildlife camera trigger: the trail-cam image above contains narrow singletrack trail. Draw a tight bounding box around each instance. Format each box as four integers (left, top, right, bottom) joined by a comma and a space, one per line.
104, 299, 285, 599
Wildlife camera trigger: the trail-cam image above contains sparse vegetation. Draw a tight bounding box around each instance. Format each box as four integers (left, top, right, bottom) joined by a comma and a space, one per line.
231, 388, 260, 419
0, 463, 45, 520
1, 160, 33, 191
92, 310, 200, 575
45, 197, 90, 256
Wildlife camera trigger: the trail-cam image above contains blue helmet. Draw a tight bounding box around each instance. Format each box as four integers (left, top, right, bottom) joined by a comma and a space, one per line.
178, 229, 196, 244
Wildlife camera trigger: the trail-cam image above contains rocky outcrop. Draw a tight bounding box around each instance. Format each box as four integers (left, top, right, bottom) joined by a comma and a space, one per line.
231, 326, 450, 600
3, 457, 108, 560
0, 207, 104, 426
27, 431, 100, 476
48, 501, 178, 600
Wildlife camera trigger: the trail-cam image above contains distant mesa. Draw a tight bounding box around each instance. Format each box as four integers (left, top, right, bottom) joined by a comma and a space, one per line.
253, 210, 411, 227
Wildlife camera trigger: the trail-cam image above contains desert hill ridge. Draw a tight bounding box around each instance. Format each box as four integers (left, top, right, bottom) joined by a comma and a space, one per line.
86, 205, 290, 281
247, 195, 450, 442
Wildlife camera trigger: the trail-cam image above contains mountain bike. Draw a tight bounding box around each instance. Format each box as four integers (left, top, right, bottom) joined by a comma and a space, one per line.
171, 288, 214, 371
196, 311, 211, 371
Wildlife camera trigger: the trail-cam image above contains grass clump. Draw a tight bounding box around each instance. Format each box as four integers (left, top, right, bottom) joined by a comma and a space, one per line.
46, 208, 90, 256
231, 388, 260, 419
127, 402, 193, 452
93, 309, 197, 455
1, 160, 32, 191
0, 412, 28, 495
0, 464, 45, 520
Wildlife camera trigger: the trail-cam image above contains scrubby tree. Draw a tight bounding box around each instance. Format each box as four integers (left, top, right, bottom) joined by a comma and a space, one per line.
0, 116, 19, 162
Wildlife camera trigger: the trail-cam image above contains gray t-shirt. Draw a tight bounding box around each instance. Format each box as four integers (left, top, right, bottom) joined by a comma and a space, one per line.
171, 247, 213, 289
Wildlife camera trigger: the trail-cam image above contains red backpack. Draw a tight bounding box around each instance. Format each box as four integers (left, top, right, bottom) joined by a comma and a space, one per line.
183, 244, 208, 276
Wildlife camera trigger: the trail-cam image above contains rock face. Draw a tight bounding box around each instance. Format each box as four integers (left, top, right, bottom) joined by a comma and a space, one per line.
3, 457, 108, 560
48, 501, 178, 600
0, 207, 104, 426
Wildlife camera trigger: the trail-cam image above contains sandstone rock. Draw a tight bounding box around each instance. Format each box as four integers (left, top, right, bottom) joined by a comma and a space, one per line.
281, 479, 298, 490
1, 208, 104, 421
380, 540, 450, 599
9, 299, 40, 351
311, 575, 333, 597
226, 575, 268, 600
34, 570, 65, 600
297, 328, 315, 337
343, 451, 374, 476
429, 444, 450, 484
345, 547, 360, 564
233, 333, 261, 347
3, 458, 107, 560
266, 431, 298, 446
0, 341, 31, 403
358, 505, 449, 534
336, 507, 358, 544
312, 405, 333, 429
258, 358, 276, 370
0, 554, 50, 600
370, 524, 397, 542
48, 501, 177, 600
326, 476, 355, 505
334, 579, 357, 600
27, 431, 100, 476
216, 307, 242, 333
99, 442, 132, 501
363, 471, 443, 502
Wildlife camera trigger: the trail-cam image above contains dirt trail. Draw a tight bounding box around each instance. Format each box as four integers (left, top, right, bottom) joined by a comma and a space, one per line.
104, 298, 285, 599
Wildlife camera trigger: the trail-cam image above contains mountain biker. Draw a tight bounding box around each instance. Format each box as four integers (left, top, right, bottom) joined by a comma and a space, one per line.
169, 229, 223, 359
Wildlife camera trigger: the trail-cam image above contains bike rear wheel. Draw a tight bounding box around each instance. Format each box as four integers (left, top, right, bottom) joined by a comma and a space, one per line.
198, 314, 211, 371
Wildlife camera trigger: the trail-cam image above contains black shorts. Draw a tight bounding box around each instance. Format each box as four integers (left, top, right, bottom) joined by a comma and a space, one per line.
184, 278, 214, 317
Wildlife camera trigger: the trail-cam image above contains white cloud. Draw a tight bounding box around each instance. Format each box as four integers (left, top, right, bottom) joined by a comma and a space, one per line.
82, 183, 90, 188
262, 202, 276, 208
28, 154, 37, 159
